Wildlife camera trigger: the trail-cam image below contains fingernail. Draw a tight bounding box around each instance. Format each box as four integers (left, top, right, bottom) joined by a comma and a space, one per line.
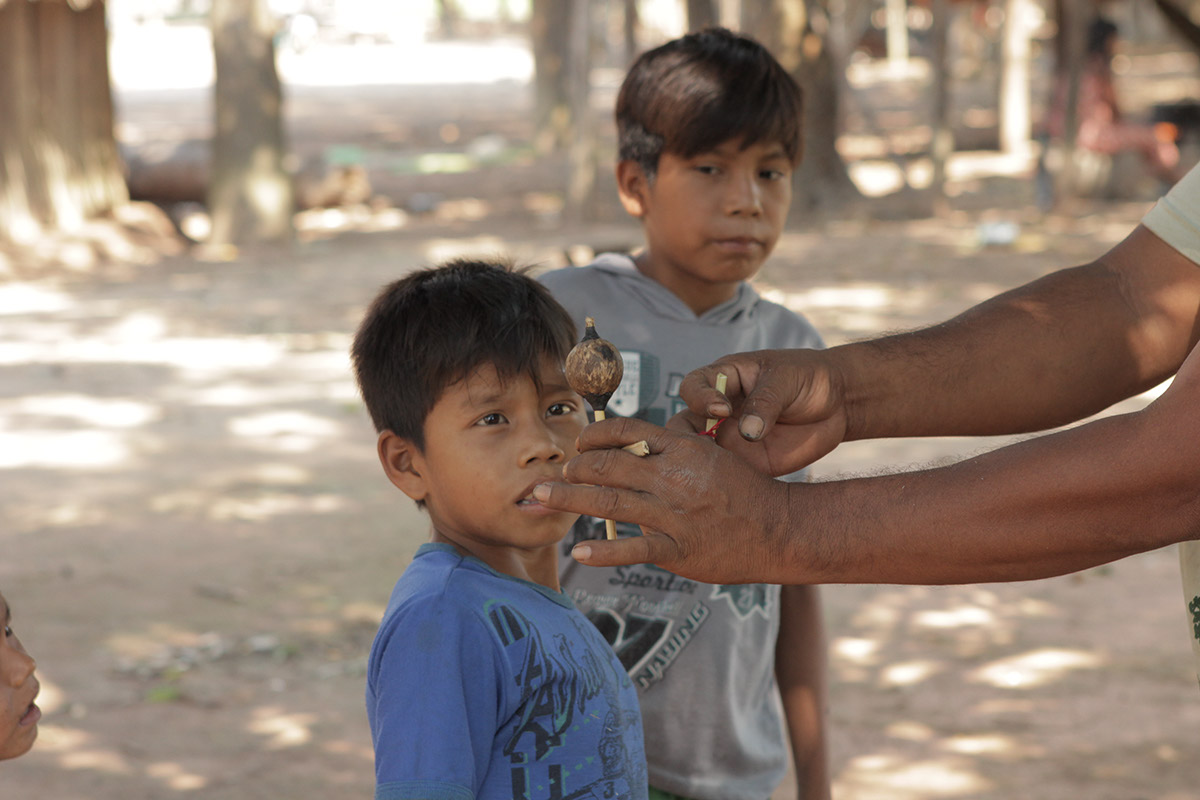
532, 484, 551, 502
572, 543, 592, 562
740, 415, 764, 441
708, 402, 731, 418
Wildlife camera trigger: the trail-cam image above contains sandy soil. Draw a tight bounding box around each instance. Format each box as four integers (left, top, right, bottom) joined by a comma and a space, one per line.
3, 31, 1200, 800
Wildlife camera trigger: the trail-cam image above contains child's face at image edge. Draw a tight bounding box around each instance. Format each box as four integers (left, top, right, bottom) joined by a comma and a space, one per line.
0, 593, 40, 761
380, 356, 585, 581
621, 137, 794, 315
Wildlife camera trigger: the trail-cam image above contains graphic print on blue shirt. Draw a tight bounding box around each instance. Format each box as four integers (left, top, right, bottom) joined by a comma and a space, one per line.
487, 600, 644, 798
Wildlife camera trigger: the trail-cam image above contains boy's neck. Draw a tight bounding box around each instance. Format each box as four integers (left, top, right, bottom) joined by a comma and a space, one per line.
631, 250, 740, 316
430, 530, 562, 592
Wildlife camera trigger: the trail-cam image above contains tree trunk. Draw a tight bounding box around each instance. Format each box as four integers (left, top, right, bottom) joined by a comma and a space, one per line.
744, 0, 861, 216
0, 0, 127, 243
531, 0, 573, 152
208, 0, 294, 249
885, 0, 908, 69
435, 0, 462, 39
564, 0, 597, 222
686, 0, 719, 31
623, 0, 639, 61
999, 0, 1033, 155
1050, 0, 1088, 202
928, 0, 952, 212
1151, 0, 1200, 50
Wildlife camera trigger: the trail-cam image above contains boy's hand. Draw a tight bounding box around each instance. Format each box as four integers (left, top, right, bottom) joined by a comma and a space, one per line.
674, 350, 849, 476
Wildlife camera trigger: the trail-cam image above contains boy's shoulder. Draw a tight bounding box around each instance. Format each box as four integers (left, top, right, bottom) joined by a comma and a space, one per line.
538, 253, 636, 290
386, 545, 565, 625
384, 546, 497, 623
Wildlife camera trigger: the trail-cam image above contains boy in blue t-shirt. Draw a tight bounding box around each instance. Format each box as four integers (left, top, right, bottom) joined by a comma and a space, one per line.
540, 28, 829, 800
351, 260, 647, 800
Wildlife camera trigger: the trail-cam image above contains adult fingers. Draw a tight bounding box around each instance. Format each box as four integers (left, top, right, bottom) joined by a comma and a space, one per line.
570, 530, 681, 568
574, 415, 682, 455
532, 479, 669, 532
678, 361, 747, 420
733, 356, 797, 441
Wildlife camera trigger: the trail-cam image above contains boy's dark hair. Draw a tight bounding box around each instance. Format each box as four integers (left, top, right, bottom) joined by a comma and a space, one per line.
351, 258, 577, 449
616, 27, 804, 177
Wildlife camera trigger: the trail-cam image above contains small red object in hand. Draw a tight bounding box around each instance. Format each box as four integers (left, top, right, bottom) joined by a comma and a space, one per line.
701, 417, 726, 439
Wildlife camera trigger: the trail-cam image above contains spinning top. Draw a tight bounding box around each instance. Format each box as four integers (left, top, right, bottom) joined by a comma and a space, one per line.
565, 317, 625, 541
565, 317, 624, 422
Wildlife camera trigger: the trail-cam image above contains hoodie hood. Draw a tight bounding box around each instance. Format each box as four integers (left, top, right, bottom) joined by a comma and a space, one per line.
588, 252, 763, 326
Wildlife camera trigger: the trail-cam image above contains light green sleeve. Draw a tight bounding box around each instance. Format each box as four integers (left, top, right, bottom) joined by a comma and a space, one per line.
1142, 163, 1200, 687
1142, 163, 1200, 266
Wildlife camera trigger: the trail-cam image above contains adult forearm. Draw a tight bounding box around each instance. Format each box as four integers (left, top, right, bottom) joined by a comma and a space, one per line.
830, 226, 1200, 441
786, 387, 1200, 584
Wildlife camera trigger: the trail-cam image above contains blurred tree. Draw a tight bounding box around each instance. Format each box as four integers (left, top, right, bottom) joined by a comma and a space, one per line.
742, 0, 862, 214
1152, 0, 1200, 49
686, 0, 719, 30
208, 0, 294, 249
0, 0, 127, 242
531, 0, 573, 151
999, 0, 1035, 155
928, 0, 951, 212
565, 0, 601, 221
436, 0, 462, 39
623, 0, 640, 60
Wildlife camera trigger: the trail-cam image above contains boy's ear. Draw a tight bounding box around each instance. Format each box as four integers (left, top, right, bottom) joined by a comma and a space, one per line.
377, 431, 428, 503
615, 160, 649, 218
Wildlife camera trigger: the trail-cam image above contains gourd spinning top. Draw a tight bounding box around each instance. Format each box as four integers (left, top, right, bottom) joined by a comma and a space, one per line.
565, 317, 623, 423
565, 317, 625, 541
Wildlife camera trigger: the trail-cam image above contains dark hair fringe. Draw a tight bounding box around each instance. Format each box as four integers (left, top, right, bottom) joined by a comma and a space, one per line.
350, 258, 577, 451
616, 27, 804, 176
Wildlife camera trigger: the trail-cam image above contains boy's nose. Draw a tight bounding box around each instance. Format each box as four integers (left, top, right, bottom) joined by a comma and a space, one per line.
726, 173, 762, 216
3, 639, 35, 687
520, 422, 565, 465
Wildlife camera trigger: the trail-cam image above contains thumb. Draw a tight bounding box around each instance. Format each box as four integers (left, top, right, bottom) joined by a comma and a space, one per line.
736, 372, 791, 442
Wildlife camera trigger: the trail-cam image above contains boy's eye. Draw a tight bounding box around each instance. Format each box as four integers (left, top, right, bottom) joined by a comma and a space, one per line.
4, 625, 12, 638
546, 402, 575, 417
760, 168, 787, 181
476, 413, 506, 426
695, 164, 719, 176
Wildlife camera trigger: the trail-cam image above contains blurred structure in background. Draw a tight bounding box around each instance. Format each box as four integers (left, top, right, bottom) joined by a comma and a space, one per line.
0, 0, 128, 245
2, 0, 1199, 268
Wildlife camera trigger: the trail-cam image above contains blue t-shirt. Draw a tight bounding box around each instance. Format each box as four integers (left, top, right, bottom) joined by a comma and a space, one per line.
367, 543, 648, 800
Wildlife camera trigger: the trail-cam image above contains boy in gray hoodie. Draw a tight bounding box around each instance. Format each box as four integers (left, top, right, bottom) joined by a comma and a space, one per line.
540, 27, 829, 800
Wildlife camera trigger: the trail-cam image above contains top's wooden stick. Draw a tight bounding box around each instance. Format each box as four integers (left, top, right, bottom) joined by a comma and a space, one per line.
564, 317, 626, 540
705, 372, 728, 433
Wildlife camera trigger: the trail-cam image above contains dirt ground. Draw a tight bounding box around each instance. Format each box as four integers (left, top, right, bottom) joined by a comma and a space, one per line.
4, 32, 1200, 800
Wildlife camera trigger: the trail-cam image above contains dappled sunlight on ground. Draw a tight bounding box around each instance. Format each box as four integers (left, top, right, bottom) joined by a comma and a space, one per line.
4, 147, 1199, 797
970, 648, 1102, 690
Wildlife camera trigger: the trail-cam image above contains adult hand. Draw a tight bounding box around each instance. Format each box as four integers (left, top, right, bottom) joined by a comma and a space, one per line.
532, 416, 797, 584
674, 348, 850, 477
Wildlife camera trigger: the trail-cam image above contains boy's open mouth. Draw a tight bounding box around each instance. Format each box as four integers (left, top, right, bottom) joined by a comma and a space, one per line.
19, 702, 40, 726
517, 492, 542, 506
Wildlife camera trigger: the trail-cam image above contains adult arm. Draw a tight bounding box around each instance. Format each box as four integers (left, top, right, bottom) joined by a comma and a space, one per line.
536, 342, 1200, 584
681, 224, 1200, 477
532, 222, 1200, 584
775, 584, 830, 800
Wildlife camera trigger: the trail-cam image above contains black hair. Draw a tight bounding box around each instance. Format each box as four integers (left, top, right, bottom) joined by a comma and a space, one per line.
350, 258, 577, 450
616, 27, 804, 177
